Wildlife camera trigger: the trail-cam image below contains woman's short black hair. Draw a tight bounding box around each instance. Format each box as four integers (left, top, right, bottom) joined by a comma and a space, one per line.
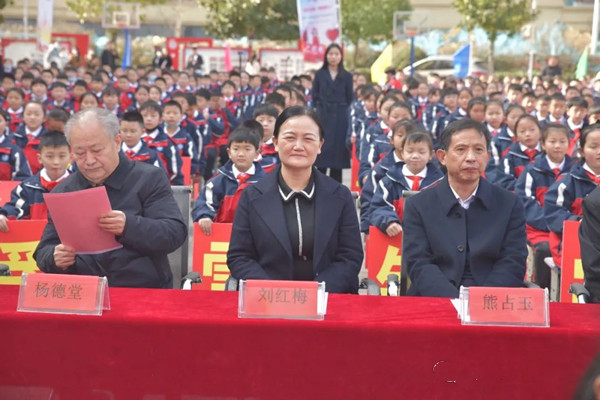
273, 106, 324, 140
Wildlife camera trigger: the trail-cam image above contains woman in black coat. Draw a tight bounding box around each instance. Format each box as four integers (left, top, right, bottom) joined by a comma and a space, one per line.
311, 43, 353, 183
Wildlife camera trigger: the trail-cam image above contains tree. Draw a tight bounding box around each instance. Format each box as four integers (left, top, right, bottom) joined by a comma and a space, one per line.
453, 0, 537, 74
341, 0, 412, 66
0, 0, 13, 23
198, 0, 298, 41
65, 0, 166, 25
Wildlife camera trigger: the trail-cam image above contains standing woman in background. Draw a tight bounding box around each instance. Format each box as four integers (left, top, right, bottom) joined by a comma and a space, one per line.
311, 43, 353, 183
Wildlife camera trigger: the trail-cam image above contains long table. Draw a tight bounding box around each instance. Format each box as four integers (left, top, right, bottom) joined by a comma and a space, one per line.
0, 285, 599, 399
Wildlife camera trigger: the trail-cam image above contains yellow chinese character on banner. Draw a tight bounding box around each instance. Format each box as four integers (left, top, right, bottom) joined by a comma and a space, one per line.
203, 241, 230, 290
0, 241, 41, 285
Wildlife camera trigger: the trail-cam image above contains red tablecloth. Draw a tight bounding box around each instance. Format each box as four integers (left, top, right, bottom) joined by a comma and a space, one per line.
0, 285, 599, 400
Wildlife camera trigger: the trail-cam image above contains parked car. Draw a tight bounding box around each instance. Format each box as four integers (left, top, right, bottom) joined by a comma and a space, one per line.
402, 55, 488, 80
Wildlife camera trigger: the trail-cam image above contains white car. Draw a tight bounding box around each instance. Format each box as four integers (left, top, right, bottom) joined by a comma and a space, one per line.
402, 55, 488, 79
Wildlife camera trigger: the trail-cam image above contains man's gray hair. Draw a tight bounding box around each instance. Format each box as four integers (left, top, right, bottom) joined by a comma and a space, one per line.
65, 108, 120, 141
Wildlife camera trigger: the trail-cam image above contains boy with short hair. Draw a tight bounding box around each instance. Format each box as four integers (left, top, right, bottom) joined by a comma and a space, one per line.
566, 96, 589, 157
5, 88, 25, 132
535, 94, 551, 123
192, 122, 265, 234
162, 100, 200, 177
139, 101, 184, 185
422, 87, 458, 143
253, 103, 279, 173
45, 107, 70, 133
120, 110, 166, 172
102, 86, 122, 118
47, 82, 73, 113
0, 131, 70, 232
546, 93, 567, 125
0, 109, 31, 181
71, 79, 88, 113
30, 78, 49, 104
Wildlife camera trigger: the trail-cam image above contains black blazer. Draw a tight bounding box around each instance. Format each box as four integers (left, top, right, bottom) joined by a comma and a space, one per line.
227, 167, 363, 293
402, 176, 527, 298
579, 186, 600, 303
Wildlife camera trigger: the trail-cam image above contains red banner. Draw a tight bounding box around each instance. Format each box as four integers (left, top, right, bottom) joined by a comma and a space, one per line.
0, 180, 20, 205
560, 220, 583, 303
191, 223, 232, 291
350, 142, 360, 193
0, 220, 47, 285
366, 226, 402, 295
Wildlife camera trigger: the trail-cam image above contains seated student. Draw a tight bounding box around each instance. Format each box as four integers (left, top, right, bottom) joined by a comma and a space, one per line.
515, 123, 573, 289
116, 75, 135, 110
505, 83, 523, 108
192, 121, 265, 233
465, 97, 486, 124
442, 88, 472, 128
5, 88, 25, 133
162, 100, 199, 177
149, 85, 163, 104
139, 101, 184, 185
253, 103, 279, 173
589, 104, 600, 125
45, 107, 70, 133
535, 94, 551, 123
227, 106, 363, 294
203, 89, 236, 181
89, 74, 105, 100
13, 101, 47, 174
491, 104, 525, 165
360, 119, 416, 234
47, 82, 73, 114
120, 110, 166, 172
370, 131, 443, 237
565, 96, 589, 158
0, 73, 15, 107
403, 118, 527, 298
0, 109, 31, 181
30, 78, 49, 104
544, 92, 567, 126
102, 86, 123, 119
422, 87, 458, 145
544, 125, 600, 267
500, 114, 542, 182
80, 92, 100, 111
0, 131, 69, 232
70, 79, 88, 113
484, 99, 505, 138
408, 81, 430, 122
264, 91, 285, 114
127, 85, 151, 112
521, 92, 537, 115
366, 102, 413, 170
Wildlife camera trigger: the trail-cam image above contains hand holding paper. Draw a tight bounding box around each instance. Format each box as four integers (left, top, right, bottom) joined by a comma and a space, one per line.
54, 244, 76, 270
99, 210, 126, 236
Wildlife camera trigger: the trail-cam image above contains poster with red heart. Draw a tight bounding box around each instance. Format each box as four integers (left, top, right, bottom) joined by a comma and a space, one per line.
296, 0, 342, 62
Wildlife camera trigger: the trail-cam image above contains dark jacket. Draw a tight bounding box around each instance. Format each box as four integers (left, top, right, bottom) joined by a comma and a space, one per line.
33, 154, 187, 288
227, 166, 363, 294
403, 176, 527, 298
579, 186, 600, 303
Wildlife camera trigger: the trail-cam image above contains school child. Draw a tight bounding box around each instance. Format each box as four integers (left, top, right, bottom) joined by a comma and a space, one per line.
0, 109, 31, 181
565, 96, 589, 157
504, 83, 523, 107
80, 92, 100, 111
102, 86, 122, 119
408, 82, 430, 122
30, 78, 49, 104
4, 88, 25, 133
18, 72, 34, 100
192, 122, 265, 234
203, 89, 237, 181
149, 85, 163, 104
45, 108, 70, 133
253, 103, 279, 173
589, 104, 600, 125
370, 131, 443, 237
535, 94, 551, 123
139, 101, 184, 185
120, 110, 166, 172
127, 85, 151, 112
501, 114, 543, 181
242, 74, 266, 120
162, 100, 200, 177
443, 88, 472, 127
422, 87, 458, 144
46, 82, 73, 113
0, 131, 70, 231
545, 93, 567, 126
70, 80, 88, 113
521, 92, 537, 115
544, 125, 600, 266
221, 80, 243, 122
0, 74, 15, 107
491, 104, 525, 165
116, 75, 135, 110
515, 123, 573, 289
466, 97, 486, 123
170, 71, 193, 93
13, 101, 47, 174
360, 119, 417, 234
359, 100, 411, 186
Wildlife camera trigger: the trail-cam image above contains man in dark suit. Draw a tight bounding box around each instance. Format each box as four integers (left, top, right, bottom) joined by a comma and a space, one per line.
403, 118, 527, 297
579, 186, 600, 303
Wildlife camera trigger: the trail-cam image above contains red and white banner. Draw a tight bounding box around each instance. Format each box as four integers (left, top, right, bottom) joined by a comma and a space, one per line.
296, 0, 341, 62
37, 0, 54, 50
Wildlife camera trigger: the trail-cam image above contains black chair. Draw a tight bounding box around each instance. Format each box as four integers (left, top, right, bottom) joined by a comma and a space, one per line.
569, 283, 591, 304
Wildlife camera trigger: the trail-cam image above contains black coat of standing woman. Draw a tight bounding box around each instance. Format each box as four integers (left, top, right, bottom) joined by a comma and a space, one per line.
311, 43, 353, 183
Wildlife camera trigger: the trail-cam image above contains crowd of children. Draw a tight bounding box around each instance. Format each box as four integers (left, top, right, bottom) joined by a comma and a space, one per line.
1, 56, 600, 290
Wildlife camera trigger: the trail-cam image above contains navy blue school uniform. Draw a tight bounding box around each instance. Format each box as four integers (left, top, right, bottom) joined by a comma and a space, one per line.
500, 142, 541, 180
260, 140, 279, 174
45, 99, 73, 114
312, 67, 354, 170
358, 121, 390, 186
403, 176, 527, 298
0, 169, 69, 220
0, 134, 31, 181
566, 119, 586, 158
359, 150, 403, 233
490, 125, 515, 165
422, 102, 450, 144
192, 160, 265, 223
169, 84, 193, 94
121, 141, 167, 173
104, 104, 123, 119
370, 162, 443, 233
226, 166, 363, 294
544, 163, 600, 235
6, 107, 24, 133
126, 101, 143, 112
408, 96, 429, 121
242, 87, 265, 121
515, 154, 573, 243
142, 127, 184, 185
165, 125, 200, 176
12, 125, 47, 175
441, 108, 468, 130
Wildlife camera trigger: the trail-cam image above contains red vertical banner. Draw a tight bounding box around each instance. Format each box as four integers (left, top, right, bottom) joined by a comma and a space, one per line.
560, 220, 583, 303
366, 226, 402, 295
0, 220, 48, 285
0, 180, 20, 204
350, 143, 360, 193
181, 156, 191, 186
192, 223, 232, 291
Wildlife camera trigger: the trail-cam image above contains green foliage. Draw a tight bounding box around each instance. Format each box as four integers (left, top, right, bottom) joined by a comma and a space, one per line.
65, 0, 166, 25
341, 0, 411, 46
452, 0, 537, 72
393, 44, 426, 70
198, 0, 298, 40
0, 0, 13, 23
